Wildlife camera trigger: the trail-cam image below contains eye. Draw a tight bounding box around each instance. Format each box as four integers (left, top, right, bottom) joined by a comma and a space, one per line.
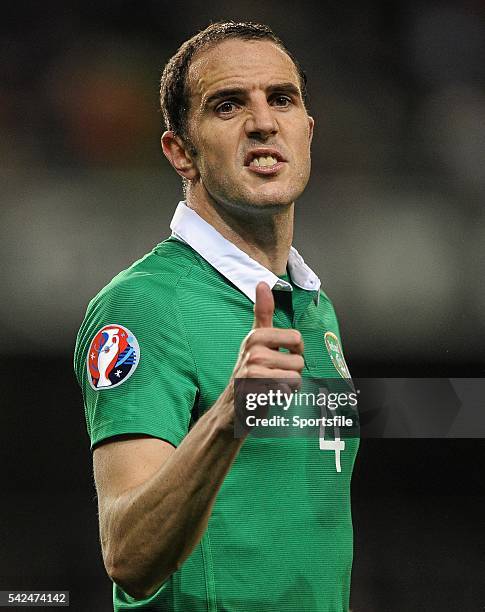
272, 95, 292, 108
215, 101, 239, 115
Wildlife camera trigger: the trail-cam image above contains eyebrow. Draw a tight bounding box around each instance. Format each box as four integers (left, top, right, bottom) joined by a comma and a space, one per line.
203, 82, 302, 108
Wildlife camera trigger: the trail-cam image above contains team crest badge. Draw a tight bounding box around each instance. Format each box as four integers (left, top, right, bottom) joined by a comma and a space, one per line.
87, 324, 140, 390
324, 331, 351, 380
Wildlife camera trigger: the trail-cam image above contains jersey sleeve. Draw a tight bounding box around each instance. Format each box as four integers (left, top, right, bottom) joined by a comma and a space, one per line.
74, 273, 198, 449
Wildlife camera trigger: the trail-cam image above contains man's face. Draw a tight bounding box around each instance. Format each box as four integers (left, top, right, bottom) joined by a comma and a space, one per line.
185, 38, 314, 212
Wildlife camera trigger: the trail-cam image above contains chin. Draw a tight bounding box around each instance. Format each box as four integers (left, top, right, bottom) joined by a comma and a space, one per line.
250, 185, 302, 208
255, 174, 308, 202
208, 180, 304, 214
234, 192, 294, 213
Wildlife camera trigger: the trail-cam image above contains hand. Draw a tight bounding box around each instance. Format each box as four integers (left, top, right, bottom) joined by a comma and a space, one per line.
228, 282, 305, 431
234, 281, 305, 382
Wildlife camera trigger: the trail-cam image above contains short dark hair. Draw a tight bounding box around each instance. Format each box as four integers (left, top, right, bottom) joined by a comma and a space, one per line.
160, 21, 307, 144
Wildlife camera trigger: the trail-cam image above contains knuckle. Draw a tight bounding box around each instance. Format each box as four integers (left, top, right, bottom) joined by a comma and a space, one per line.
246, 365, 258, 378
246, 329, 266, 348
248, 349, 266, 365
239, 365, 248, 378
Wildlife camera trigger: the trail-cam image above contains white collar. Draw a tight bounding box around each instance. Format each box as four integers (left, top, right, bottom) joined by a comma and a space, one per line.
170, 201, 321, 304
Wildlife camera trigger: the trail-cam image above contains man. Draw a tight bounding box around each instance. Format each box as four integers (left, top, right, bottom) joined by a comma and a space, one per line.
74, 21, 358, 611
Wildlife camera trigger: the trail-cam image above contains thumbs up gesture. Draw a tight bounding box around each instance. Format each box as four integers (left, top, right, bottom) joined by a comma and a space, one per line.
213, 281, 305, 437
233, 281, 304, 385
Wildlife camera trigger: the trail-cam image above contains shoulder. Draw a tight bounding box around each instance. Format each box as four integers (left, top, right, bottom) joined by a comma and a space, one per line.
83, 238, 204, 322
317, 287, 338, 316
74, 238, 200, 383
315, 287, 344, 339
98, 237, 201, 300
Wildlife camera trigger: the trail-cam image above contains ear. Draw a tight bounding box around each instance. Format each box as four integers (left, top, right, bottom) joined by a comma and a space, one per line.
161, 131, 199, 180
307, 116, 314, 145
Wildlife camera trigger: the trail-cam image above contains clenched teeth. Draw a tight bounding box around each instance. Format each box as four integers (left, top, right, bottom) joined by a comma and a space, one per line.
249, 155, 278, 167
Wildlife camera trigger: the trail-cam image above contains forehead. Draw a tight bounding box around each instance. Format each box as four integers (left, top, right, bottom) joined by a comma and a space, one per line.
187, 38, 301, 103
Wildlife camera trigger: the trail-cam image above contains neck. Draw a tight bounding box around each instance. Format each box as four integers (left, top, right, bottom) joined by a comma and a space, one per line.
186, 190, 294, 276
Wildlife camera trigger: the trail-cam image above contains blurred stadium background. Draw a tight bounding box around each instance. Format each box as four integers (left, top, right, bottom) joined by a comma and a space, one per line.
1, 1, 484, 610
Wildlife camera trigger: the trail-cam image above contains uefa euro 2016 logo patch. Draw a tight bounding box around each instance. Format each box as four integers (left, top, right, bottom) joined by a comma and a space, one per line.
87, 324, 140, 390
324, 331, 351, 380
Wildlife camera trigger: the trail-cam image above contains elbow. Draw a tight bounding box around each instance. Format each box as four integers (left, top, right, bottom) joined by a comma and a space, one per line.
104, 549, 175, 601
105, 558, 153, 600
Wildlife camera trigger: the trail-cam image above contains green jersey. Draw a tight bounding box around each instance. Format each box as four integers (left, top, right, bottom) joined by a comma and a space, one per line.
74, 202, 358, 611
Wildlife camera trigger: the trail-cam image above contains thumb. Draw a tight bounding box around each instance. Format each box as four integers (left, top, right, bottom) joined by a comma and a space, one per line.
253, 281, 275, 329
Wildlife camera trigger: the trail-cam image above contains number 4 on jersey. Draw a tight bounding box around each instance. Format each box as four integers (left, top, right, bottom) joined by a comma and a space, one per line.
319, 386, 345, 473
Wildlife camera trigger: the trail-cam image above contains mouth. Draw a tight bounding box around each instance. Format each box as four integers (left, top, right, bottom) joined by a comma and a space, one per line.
244, 148, 286, 175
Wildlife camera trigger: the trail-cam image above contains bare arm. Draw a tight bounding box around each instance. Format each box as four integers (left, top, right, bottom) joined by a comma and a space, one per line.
94, 282, 304, 599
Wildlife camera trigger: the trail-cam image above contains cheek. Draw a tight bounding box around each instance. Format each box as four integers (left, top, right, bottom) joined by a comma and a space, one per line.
298, 136, 313, 165
201, 141, 239, 174
208, 123, 241, 155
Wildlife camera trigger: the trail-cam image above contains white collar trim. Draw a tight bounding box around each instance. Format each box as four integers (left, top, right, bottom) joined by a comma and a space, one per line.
170, 201, 321, 304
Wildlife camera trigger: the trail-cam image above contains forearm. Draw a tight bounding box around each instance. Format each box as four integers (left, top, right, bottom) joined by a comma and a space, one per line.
101, 385, 244, 599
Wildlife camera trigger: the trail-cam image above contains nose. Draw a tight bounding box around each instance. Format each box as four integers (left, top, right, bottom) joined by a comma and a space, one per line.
244, 97, 278, 140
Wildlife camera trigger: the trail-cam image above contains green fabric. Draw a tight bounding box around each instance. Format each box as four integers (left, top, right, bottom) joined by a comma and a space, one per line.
74, 237, 359, 612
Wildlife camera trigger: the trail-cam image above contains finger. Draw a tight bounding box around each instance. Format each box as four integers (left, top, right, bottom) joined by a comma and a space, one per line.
246, 347, 305, 372
246, 328, 304, 354
242, 365, 301, 381
244, 367, 302, 390
253, 282, 275, 329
